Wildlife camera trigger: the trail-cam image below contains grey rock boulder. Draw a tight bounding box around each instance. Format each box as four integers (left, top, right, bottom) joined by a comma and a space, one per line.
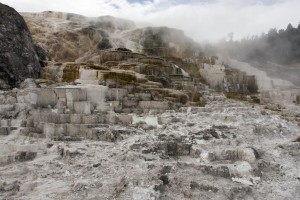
0, 3, 41, 89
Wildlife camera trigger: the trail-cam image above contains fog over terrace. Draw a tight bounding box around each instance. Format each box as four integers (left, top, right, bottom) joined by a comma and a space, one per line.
1, 0, 300, 42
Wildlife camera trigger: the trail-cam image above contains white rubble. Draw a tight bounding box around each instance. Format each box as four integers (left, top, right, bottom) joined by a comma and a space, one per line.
0, 85, 300, 200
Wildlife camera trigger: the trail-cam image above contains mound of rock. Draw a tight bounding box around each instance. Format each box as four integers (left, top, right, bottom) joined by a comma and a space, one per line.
0, 3, 41, 89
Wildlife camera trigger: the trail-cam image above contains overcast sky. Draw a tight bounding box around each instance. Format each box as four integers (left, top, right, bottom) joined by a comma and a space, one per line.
1, 0, 300, 42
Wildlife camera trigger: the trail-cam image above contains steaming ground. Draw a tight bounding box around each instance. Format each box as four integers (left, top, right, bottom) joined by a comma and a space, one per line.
254, 62, 300, 87
222, 57, 300, 90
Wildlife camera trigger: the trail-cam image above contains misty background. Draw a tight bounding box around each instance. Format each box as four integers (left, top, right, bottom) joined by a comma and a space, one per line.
1, 0, 300, 86
205, 23, 300, 87
1, 0, 300, 42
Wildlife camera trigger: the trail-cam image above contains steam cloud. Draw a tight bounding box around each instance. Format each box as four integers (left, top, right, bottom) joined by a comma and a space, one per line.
1, 0, 300, 42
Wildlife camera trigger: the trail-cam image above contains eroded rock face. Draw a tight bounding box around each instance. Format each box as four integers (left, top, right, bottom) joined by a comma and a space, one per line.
0, 3, 41, 89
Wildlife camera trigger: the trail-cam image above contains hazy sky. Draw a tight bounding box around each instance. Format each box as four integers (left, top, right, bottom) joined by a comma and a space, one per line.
1, 0, 300, 42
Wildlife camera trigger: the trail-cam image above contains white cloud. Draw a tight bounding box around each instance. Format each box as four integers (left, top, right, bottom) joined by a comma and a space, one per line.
1, 0, 300, 42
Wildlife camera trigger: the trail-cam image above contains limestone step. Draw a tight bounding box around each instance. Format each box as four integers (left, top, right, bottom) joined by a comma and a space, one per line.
134, 93, 152, 101
0, 127, 10, 135
86, 126, 134, 141
204, 95, 226, 102
26, 132, 46, 138
1, 119, 26, 128
0, 144, 44, 165
31, 113, 106, 124
94, 102, 113, 112
81, 115, 105, 124
32, 111, 132, 126
74, 80, 100, 85
43, 123, 98, 139
0, 119, 9, 127
41, 116, 134, 139
20, 127, 43, 136
32, 112, 60, 124
52, 136, 83, 141
122, 98, 139, 108
0, 104, 15, 113
139, 101, 169, 110
106, 88, 128, 101
179, 107, 213, 113
54, 87, 87, 102
73, 101, 92, 114
0, 152, 37, 165
225, 107, 253, 112
70, 114, 106, 124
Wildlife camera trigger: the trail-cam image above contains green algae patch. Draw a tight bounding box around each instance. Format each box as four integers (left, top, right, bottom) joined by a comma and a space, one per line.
187, 92, 202, 102
224, 92, 248, 101
103, 72, 137, 86
41, 67, 54, 81
148, 88, 169, 100
138, 81, 163, 89
62, 64, 80, 82
104, 61, 119, 68
86, 64, 108, 71
167, 92, 189, 104
136, 77, 148, 83
250, 95, 260, 104
187, 101, 206, 107
119, 64, 138, 70
138, 57, 164, 65
147, 88, 190, 104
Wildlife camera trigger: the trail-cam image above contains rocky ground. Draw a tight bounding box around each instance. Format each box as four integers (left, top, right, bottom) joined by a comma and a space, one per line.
1, 91, 299, 200
0, 4, 299, 200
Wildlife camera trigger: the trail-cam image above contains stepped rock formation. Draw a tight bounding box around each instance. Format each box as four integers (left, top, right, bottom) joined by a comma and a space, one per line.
23, 11, 260, 99
0, 7, 299, 200
0, 3, 41, 89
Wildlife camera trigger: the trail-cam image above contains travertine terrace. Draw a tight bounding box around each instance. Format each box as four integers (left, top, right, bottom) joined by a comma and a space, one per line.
0, 5, 300, 200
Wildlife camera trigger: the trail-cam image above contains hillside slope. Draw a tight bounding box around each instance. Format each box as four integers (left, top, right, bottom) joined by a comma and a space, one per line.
22, 11, 202, 63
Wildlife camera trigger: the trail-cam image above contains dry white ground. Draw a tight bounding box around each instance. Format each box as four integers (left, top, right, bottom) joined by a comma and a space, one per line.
1, 92, 299, 200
